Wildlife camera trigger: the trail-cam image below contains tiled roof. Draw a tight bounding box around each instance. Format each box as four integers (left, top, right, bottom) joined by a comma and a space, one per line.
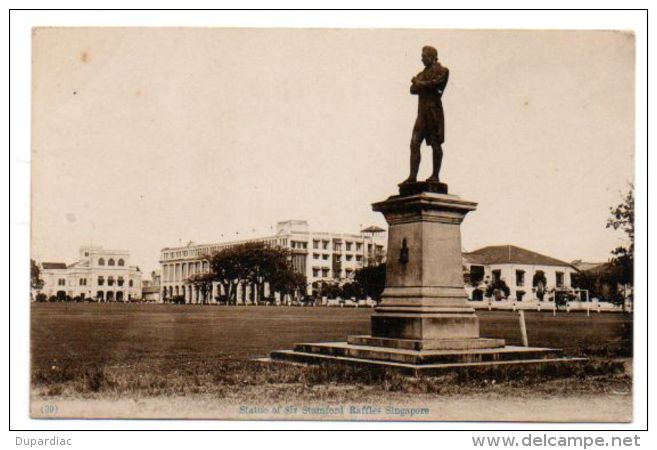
41, 262, 67, 270
463, 245, 572, 268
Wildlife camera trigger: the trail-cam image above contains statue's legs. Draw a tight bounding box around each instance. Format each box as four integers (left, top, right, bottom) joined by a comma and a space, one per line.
426, 142, 443, 182
403, 135, 422, 183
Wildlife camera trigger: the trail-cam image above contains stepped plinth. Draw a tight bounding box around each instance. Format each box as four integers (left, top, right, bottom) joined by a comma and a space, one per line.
271, 183, 583, 374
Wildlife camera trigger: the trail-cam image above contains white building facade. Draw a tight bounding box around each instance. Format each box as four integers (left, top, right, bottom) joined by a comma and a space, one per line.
462, 245, 578, 302
40, 246, 142, 301
159, 220, 386, 304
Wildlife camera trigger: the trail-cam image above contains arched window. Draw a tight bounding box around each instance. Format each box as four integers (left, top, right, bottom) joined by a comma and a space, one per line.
98, 258, 105, 266
118, 258, 125, 266
98, 276, 105, 286
108, 276, 115, 286
108, 258, 115, 266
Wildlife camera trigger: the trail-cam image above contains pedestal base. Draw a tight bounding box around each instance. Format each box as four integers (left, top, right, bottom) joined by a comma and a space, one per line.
270, 337, 585, 376
371, 311, 480, 340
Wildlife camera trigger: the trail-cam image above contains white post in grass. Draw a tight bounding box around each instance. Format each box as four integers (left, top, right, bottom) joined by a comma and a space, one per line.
519, 310, 529, 347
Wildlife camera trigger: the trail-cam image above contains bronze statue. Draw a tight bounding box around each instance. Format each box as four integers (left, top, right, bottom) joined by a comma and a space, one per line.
403, 45, 449, 185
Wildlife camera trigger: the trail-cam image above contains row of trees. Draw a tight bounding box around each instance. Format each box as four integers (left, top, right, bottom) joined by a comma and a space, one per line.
164, 242, 388, 304
166, 242, 307, 304
314, 264, 386, 301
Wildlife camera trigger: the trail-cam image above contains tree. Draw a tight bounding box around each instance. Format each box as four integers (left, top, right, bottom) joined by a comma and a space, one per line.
187, 272, 214, 304
485, 278, 511, 300
31, 259, 44, 292
341, 281, 364, 300
318, 281, 342, 299
270, 270, 306, 302
209, 242, 305, 304
606, 185, 634, 309
209, 245, 248, 304
354, 263, 386, 300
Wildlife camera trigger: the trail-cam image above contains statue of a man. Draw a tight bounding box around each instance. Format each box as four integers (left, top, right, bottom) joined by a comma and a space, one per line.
403, 45, 449, 184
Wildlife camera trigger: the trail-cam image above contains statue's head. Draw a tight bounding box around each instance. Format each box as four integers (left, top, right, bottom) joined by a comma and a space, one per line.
421, 46, 438, 67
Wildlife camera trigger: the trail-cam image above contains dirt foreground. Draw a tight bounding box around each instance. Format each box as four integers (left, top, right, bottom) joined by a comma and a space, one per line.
31, 391, 631, 422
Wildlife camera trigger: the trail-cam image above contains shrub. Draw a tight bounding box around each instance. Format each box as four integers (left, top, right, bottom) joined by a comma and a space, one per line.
35, 293, 47, 303
48, 295, 58, 303
172, 295, 186, 305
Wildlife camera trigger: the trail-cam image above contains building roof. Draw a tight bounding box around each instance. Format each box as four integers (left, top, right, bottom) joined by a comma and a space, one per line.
463, 245, 572, 268
41, 262, 67, 270
571, 260, 609, 273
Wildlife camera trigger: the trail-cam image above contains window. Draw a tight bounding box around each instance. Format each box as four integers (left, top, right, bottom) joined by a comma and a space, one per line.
516, 290, 526, 302
313, 240, 319, 250
129, 280, 133, 287
98, 276, 105, 286
108, 276, 115, 286
312, 268, 319, 277
322, 254, 329, 260
556, 272, 565, 288
532, 270, 546, 288
356, 243, 363, 251
84, 252, 89, 257
108, 258, 115, 266
515, 270, 525, 287
492, 270, 501, 283
356, 255, 363, 262
98, 258, 105, 266
367, 244, 373, 253
118, 259, 125, 266
321, 268, 329, 278
469, 265, 485, 285
346, 241, 353, 251
333, 242, 342, 252
322, 240, 329, 250
313, 253, 319, 260
58, 278, 66, 286
79, 278, 87, 286
345, 269, 353, 279
118, 276, 125, 287
346, 254, 353, 261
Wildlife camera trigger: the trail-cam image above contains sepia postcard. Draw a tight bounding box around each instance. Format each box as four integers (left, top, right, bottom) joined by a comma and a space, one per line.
29, 27, 635, 422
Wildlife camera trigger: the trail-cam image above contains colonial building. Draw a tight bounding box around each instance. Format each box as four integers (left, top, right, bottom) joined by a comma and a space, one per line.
462, 245, 578, 302
159, 220, 386, 303
39, 246, 142, 301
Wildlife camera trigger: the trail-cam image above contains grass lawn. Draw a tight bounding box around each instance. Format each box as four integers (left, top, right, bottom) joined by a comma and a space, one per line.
30, 303, 633, 421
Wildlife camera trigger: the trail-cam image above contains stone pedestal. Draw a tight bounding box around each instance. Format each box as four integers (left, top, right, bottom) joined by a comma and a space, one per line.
370, 191, 482, 345
270, 184, 583, 374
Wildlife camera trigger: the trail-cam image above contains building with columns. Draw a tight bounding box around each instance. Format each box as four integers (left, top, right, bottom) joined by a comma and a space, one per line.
159, 220, 386, 304
462, 245, 578, 302
39, 246, 142, 301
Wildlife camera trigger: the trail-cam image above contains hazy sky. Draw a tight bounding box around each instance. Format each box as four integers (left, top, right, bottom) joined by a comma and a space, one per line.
31, 28, 635, 275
